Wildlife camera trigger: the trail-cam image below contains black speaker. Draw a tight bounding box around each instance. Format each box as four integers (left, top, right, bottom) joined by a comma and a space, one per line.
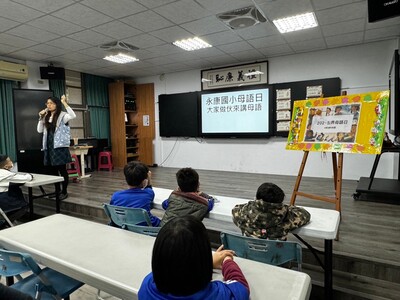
40, 67, 65, 80
368, 0, 400, 23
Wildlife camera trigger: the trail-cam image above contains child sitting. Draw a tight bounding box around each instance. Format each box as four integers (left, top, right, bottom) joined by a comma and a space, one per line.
110, 161, 160, 227
138, 215, 250, 299
160, 167, 214, 226
232, 182, 310, 240
0, 154, 32, 223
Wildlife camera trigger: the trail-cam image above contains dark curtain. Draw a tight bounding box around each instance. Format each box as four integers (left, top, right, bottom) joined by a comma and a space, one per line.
48, 79, 65, 99
82, 73, 112, 141
0, 79, 18, 160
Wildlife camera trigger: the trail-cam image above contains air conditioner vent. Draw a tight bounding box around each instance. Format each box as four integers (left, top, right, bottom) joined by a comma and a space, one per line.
99, 41, 139, 52
0, 60, 28, 81
217, 6, 267, 30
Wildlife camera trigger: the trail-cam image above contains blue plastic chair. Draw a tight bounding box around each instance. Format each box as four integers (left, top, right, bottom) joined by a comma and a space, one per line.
122, 223, 160, 237
220, 231, 302, 271
0, 248, 83, 300
103, 204, 152, 228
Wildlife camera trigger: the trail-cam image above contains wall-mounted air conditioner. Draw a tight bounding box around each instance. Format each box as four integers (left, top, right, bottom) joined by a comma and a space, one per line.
0, 60, 29, 81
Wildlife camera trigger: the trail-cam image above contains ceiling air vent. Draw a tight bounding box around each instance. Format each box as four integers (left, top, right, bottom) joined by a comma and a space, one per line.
217, 6, 267, 30
99, 41, 139, 51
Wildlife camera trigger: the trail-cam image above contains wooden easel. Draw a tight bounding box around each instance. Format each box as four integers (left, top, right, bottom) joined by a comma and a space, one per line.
290, 151, 343, 213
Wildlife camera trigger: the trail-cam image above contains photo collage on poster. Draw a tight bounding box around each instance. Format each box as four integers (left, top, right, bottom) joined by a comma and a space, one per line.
303, 104, 361, 143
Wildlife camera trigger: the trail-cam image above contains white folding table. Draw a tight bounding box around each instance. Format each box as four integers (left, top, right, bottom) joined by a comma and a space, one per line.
0, 214, 311, 300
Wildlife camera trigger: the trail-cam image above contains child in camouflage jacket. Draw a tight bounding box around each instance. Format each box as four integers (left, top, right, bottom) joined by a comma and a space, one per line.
232, 182, 310, 240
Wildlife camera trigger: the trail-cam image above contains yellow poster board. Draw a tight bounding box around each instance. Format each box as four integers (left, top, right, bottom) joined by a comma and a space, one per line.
286, 91, 389, 154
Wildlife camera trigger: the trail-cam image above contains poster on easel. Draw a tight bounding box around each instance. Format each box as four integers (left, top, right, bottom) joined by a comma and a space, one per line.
286, 91, 389, 154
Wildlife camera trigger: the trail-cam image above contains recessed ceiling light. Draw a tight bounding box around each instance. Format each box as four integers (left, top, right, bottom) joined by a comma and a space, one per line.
273, 12, 318, 33
103, 53, 139, 64
173, 37, 212, 51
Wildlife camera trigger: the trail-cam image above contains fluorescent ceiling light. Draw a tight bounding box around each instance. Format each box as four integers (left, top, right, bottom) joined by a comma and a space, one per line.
244, 71, 264, 76
103, 53, 139, 64
173, 37, 212, 51
273, 12, 318, 33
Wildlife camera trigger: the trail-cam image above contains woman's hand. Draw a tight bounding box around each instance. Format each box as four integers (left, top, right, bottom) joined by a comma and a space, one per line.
38, 108, 48, 119
61, 94, 69, 107
212, 245, 235, 269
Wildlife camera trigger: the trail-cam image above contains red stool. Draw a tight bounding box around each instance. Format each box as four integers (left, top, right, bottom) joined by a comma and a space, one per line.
98, 151, 113, 171
67, 154, 81, 181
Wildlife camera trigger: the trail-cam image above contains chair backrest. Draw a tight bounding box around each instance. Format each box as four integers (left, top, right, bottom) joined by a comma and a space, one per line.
220, 231, 302, 270
0, 249, 35, 278
103, 203, 152, 227
123, 223, 160, 237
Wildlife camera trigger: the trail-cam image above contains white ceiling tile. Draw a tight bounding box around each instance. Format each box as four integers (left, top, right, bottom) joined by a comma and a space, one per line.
145, 56, 175, 65
0, 33, 38, 48
258, 44, 294, 57
290, 38, 326, 52
132, 49, 161, 60
364, 25, 400, 41
217, 41, 254, 54
366, 16, 400, 29
150, 26, 192, 43
325, 31, 364, 47
322, 18, 366, 37
81, 0, 147, 18
124, 34, 166, 49
182, 59, 213, 68
52, 3, 113, 28
258, 0, 313, 20
53, 51, 97, 63
148, 44, 182, 56
9, 49, 51, 61
27, 15, 85, 35
121, 10, 174, 32
68, 30, 114, 46
0, 42, 17, 54
180, 16, 228, 36
0, 1, 44, 22
315, 2, 367, 26
248, 35, 286, 48
0, 17, 20, 32
5, 24, 60, 43
81, 47, 111, 59
92, 21, 142, 40
206, 55, 240, 66
194, 47, 226, 58
13, 0, 75, 13
154, 0, 212, 24
202, 31, 243, 46
229, 49, 265, 61
45, 37, 90, 51
135, 0, 177, 9
196, 0, 254, 14
312, 0, 359, 11
29, 44, 70, 56
281, 27, 323, 43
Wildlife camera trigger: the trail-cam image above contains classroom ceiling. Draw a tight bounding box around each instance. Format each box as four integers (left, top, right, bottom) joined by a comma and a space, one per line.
0, 0, 399, 80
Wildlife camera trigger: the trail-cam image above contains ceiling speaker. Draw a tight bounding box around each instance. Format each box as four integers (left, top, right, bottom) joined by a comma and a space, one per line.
217, 6, 267, 30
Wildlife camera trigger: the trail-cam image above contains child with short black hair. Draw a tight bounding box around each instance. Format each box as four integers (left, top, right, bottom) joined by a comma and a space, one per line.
232, 182, 310, 240
160, 167, 215, 226
110, 161, 160, 226
138, 215, 250, 299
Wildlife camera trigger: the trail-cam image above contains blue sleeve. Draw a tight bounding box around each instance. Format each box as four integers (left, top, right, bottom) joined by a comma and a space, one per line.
207, 197, 215, 212
162, 199, 169, 210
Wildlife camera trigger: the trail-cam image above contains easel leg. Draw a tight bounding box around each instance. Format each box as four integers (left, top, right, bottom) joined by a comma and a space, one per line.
332, 153, 338, 190
290, 151, 309, 205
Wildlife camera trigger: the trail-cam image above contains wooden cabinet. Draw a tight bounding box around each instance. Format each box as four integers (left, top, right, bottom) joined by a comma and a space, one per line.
109, 81, 155, 168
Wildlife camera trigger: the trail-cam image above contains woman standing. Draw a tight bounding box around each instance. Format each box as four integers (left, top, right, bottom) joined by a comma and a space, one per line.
37, 95, 76, 200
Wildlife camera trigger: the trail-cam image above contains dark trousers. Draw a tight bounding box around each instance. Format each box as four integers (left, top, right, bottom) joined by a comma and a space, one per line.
46, 164, 69, 194
0, 183, 28, 223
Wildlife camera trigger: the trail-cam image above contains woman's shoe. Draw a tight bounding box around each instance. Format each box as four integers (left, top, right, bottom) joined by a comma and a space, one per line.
59, 193, 68, 200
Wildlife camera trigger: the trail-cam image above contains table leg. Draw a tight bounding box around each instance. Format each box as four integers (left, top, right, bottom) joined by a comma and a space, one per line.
325, 239, 333, 300
28, 187, 34, 219
79, 153, 91, 178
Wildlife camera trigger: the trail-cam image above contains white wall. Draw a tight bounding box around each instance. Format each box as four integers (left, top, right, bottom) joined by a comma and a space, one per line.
21, 61, 49, 90
136, 40, 399, 180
